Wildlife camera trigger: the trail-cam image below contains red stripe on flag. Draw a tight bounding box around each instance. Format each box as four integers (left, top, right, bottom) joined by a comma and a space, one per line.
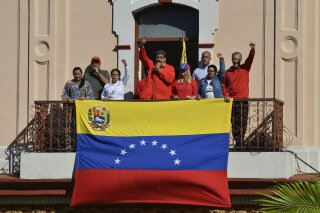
71, 169, 230, 207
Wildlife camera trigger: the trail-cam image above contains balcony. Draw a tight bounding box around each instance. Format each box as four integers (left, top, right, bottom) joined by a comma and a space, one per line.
31, 99, 284, 152
5, 98, 312, 210
3, 98, 285, 176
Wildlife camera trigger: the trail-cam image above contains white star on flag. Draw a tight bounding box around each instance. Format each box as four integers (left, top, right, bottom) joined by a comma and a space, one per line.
161, 144, 168, 149
152, 140, 158, 146
120, 149, 127, 156
129, 144, 136, 149
115, 158, 121, 164
140, 140, 146, 145
169, 150, 176, 156
174, 158, 181, 165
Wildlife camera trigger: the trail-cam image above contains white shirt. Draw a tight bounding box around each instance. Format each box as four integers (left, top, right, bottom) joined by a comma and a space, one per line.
205, 79, 215, 98
192, 66, 208, 85
101, 68, 129, 100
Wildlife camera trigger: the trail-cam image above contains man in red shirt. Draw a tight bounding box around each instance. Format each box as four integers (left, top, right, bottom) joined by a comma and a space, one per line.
222, 43, 255, 149
138, 38, 175, 100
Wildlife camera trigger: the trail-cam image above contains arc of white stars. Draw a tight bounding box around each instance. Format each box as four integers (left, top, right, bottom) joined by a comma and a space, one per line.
152, 140, 158, 146
115, 158, 121, 164
120, 149, 127, 156
169, 150, 176, 156
174, 158, 181, 165
129, 144, 136, 149
140, 140, 146, 146
161, 144, 168, 150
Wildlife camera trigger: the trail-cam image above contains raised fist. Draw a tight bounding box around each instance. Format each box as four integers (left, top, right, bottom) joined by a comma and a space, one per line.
217, 53, 223, 59
249, 42, 256, 49
139, 38, 147, 48
121, 59, 127, 67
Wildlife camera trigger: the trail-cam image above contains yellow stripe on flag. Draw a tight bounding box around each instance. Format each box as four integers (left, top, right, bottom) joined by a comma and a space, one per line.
75, 99, 233, 137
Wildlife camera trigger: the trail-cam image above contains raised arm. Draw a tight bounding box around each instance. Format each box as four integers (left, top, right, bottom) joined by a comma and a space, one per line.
217, 53, 226, 82
138, 38, 154, 71
243, 42, 255, 71
121, 59, 129, 87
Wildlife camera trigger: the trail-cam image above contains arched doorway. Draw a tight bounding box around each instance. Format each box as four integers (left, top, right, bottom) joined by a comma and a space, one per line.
134, 4, 199, 81
112, 0, 218, 94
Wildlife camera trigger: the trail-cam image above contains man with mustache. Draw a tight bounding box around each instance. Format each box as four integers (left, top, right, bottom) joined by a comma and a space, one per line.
138, 38, 175, 99
222, 42, 255, 149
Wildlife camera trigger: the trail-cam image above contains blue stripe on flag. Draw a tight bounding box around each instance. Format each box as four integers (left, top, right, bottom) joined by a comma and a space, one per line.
75, 134, 229, 170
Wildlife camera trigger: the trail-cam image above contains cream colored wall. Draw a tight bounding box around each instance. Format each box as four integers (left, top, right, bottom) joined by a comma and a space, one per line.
0, 0, 116, 146
213, 0, 270, 98
0, 0, 20, 146
214, 0, 320, 147
0, 0, 319, 147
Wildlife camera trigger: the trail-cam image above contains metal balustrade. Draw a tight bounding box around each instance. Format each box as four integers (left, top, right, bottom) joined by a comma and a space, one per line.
30, 99, 284, 152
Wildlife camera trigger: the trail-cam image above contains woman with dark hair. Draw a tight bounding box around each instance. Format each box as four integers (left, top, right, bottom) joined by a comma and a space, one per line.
198, 53, 226, 99
101, 59, 129, 100
62, 67, 95, 102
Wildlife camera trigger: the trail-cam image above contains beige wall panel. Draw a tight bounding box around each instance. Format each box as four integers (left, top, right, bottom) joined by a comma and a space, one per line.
318, 0, 320, 147
275, 0, 303, 146
54, 0, 70, 100
34, 0, 50, 36
33, 62, 49, 100
67, 0, 116, 96
264, 0, 276, 98
280, 59, 298, 139
0, 0, 19, 146
17, 0, 30, 134
281, 0, 298, 30
303, 0, 319, 146
213, 0, 264, 98
29, 0, 55, 103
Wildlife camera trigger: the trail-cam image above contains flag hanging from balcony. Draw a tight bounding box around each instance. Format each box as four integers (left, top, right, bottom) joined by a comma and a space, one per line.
71, 99, 232, 207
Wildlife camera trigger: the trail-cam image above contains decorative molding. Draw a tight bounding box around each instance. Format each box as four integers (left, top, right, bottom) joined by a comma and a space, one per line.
275, 0, 303, 145
158, 0, 172, 3
280, 36, 298, 55
34, 0, 50, 36
114, 45, 131, 51
281, 0, 298, 30
198, 43, 215, 48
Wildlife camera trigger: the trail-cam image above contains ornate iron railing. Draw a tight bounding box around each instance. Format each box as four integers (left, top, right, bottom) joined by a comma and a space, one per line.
230, 99, 284, 151
33, 101, 76, 152
30, 99, 284, 152
1, 99, 285, 175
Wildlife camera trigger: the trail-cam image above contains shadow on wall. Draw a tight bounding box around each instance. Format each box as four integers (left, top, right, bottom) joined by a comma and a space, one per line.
1, 119, 34, 176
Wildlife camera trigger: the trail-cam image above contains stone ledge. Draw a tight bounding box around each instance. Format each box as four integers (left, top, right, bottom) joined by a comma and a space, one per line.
20, 152, 300, 179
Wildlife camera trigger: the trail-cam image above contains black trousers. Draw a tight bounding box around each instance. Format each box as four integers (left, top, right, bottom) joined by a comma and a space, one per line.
231, 101, 249, 146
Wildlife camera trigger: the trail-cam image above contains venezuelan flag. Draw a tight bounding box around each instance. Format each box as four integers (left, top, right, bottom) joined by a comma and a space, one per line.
180, 37, 187, 65
71, 99, 232, 207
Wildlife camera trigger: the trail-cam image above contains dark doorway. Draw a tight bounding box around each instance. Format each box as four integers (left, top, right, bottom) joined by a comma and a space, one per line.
134, 4, 199, 83
142, 40, 198, 79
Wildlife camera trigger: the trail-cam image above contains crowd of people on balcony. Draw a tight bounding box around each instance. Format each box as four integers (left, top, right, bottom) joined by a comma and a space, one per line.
61, 39, 255, 148
62, 38, 255, 103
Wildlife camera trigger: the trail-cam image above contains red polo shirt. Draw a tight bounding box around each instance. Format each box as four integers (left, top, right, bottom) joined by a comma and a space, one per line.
172, 79, 198, 99
222, 49, 255, 98
139, 47, 175, 100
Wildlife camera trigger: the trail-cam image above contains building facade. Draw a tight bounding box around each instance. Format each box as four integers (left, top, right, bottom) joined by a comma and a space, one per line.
0, 0, 320, 166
